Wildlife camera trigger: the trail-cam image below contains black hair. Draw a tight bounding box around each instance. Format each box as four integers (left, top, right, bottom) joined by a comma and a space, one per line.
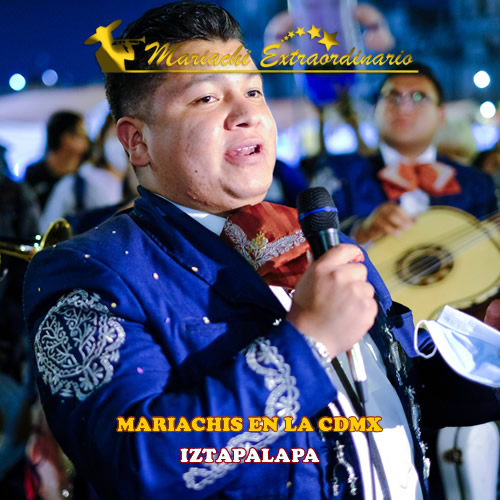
46, 111, 84, 152
105, 1, 244, 121
377, 62, 444, 105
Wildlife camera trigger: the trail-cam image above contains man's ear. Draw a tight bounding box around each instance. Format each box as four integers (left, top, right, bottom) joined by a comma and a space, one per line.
116, 117, 150, 167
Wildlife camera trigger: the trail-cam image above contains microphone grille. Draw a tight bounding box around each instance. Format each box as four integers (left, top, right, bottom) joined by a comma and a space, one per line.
296, 187, 339, 236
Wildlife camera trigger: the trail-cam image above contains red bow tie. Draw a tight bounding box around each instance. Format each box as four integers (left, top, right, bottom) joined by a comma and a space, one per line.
378, 161, 461, 200
221, 202, 310, 289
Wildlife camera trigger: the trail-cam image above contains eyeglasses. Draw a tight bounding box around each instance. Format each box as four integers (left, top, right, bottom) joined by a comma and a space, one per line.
379, 90, 436, 107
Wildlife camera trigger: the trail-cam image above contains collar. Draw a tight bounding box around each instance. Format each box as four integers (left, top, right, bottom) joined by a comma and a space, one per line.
380, 143, 437, 166
132, 186, 286, 317
133, 188, 393, 317
152, 193, 227, 236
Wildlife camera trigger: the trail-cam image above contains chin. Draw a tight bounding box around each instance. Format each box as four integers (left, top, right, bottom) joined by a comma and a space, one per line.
230, 183, 270, 203
246, 188, 270, 205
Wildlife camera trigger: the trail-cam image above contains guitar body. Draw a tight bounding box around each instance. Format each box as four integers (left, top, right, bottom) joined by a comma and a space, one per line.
367, 207, 500, 323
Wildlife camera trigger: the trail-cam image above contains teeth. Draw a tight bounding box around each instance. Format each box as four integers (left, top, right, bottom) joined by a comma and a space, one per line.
234, 145, 258, 156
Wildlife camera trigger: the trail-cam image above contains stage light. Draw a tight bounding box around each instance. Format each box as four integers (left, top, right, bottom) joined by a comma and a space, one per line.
42, 69, 58, 86
9, 73, 26, 91
473, 70, 490, 89
325, 123, 357, 154
479, 101, 496, 119
471, 124, 500, 151
12, 162, 21, 179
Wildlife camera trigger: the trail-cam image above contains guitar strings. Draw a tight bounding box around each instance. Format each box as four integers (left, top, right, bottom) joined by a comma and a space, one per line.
375, 209, 500, 293
382, 228, 498, 293
385, 229, 496, 294
374, 213, 475, 279
381, 218, 497, 288
375, 207, 500, 280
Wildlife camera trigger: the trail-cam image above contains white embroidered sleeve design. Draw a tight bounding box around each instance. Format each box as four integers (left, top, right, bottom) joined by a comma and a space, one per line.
183, 337, 300, 491
34, 289, 125, 400
223, 220, 305, 271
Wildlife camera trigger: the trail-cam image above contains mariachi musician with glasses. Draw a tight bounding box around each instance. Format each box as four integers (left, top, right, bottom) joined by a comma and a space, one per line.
310, 62, 498, 245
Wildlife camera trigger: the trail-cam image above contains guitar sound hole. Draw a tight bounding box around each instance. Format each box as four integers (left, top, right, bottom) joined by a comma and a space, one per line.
396, 244, 454, 286
408, 256, 440, 276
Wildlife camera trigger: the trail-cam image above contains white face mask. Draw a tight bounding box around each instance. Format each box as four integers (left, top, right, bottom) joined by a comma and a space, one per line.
414, 305, 500, 388
104, 137, 129, 172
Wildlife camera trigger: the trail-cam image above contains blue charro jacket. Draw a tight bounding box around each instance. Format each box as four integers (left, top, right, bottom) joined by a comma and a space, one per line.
23, 187, 499, 499
310, 153, 498, 229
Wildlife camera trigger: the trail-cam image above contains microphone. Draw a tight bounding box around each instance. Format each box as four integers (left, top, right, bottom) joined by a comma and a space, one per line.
297, 187, 368, 403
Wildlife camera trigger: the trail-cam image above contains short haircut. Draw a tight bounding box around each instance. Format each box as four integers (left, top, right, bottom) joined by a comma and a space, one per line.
46, 111, 83, 152
105, 1, 244, 121
377, 62, 444, 105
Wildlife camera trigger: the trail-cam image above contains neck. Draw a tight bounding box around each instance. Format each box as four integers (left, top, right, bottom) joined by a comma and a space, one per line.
385, 142, 431, 162
46, 150, 81, 177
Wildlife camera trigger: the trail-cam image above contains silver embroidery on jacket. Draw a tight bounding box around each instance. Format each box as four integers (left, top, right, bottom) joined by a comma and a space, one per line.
405, 386, 431, 479
383, 321, 430, 481
183, 337, 300, 491
222, 220, 305, 271
34, 289, 125, 400
332, 441, 358, 497
383, 324, 408, 386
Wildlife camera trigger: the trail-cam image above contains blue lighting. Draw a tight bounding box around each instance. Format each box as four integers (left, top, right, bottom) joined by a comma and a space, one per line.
9, 73, 26, 91
42, 69, 58, 86
471, 124, 500, 151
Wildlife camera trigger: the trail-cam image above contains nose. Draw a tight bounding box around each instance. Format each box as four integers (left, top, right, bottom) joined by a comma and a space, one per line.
397, 97, 415, 113
225, 96, 260, 130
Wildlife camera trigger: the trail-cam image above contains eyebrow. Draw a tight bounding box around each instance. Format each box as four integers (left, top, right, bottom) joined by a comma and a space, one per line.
175, 72, 263, 95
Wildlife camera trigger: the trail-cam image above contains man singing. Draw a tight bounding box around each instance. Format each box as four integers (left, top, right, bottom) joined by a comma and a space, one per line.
24, 3, 499, 499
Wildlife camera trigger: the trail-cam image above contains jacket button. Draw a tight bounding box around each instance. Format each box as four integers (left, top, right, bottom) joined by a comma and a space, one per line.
286, 481, 292, 488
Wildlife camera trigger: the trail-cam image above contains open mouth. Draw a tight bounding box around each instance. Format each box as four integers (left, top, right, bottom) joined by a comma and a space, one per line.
227, 144, 262, 157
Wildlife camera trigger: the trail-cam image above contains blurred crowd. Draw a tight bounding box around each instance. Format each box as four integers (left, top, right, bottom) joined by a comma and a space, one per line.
0, 110, 138, 500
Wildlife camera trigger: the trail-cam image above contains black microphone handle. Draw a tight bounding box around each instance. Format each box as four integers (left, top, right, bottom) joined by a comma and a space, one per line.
305, 228, 368, 403
306, 228, 340, 260
297, 187, 368, 403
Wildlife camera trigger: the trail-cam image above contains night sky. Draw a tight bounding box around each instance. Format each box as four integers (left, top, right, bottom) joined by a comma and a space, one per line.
0, 1, 203, 91
0, 0, 283, 92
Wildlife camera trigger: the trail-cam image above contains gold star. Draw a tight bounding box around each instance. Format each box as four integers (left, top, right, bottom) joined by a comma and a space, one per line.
296, 27, 306, 37
318, 30, 339, 51
284, 35, 289, 41
287, 31, 295, 39
307, 25, 321, 40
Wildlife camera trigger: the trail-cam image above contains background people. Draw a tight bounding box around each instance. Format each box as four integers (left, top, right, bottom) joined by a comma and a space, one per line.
24, 111, 89, 211
310, 62, 500, 499
0, 145, 39, 499
40, 113, 134, 232
310, 63, 498, 244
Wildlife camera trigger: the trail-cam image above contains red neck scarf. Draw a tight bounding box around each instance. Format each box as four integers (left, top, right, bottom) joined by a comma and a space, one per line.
221, 202, 310, 289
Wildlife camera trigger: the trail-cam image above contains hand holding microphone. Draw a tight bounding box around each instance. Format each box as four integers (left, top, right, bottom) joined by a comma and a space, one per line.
286, 187, 378, 401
